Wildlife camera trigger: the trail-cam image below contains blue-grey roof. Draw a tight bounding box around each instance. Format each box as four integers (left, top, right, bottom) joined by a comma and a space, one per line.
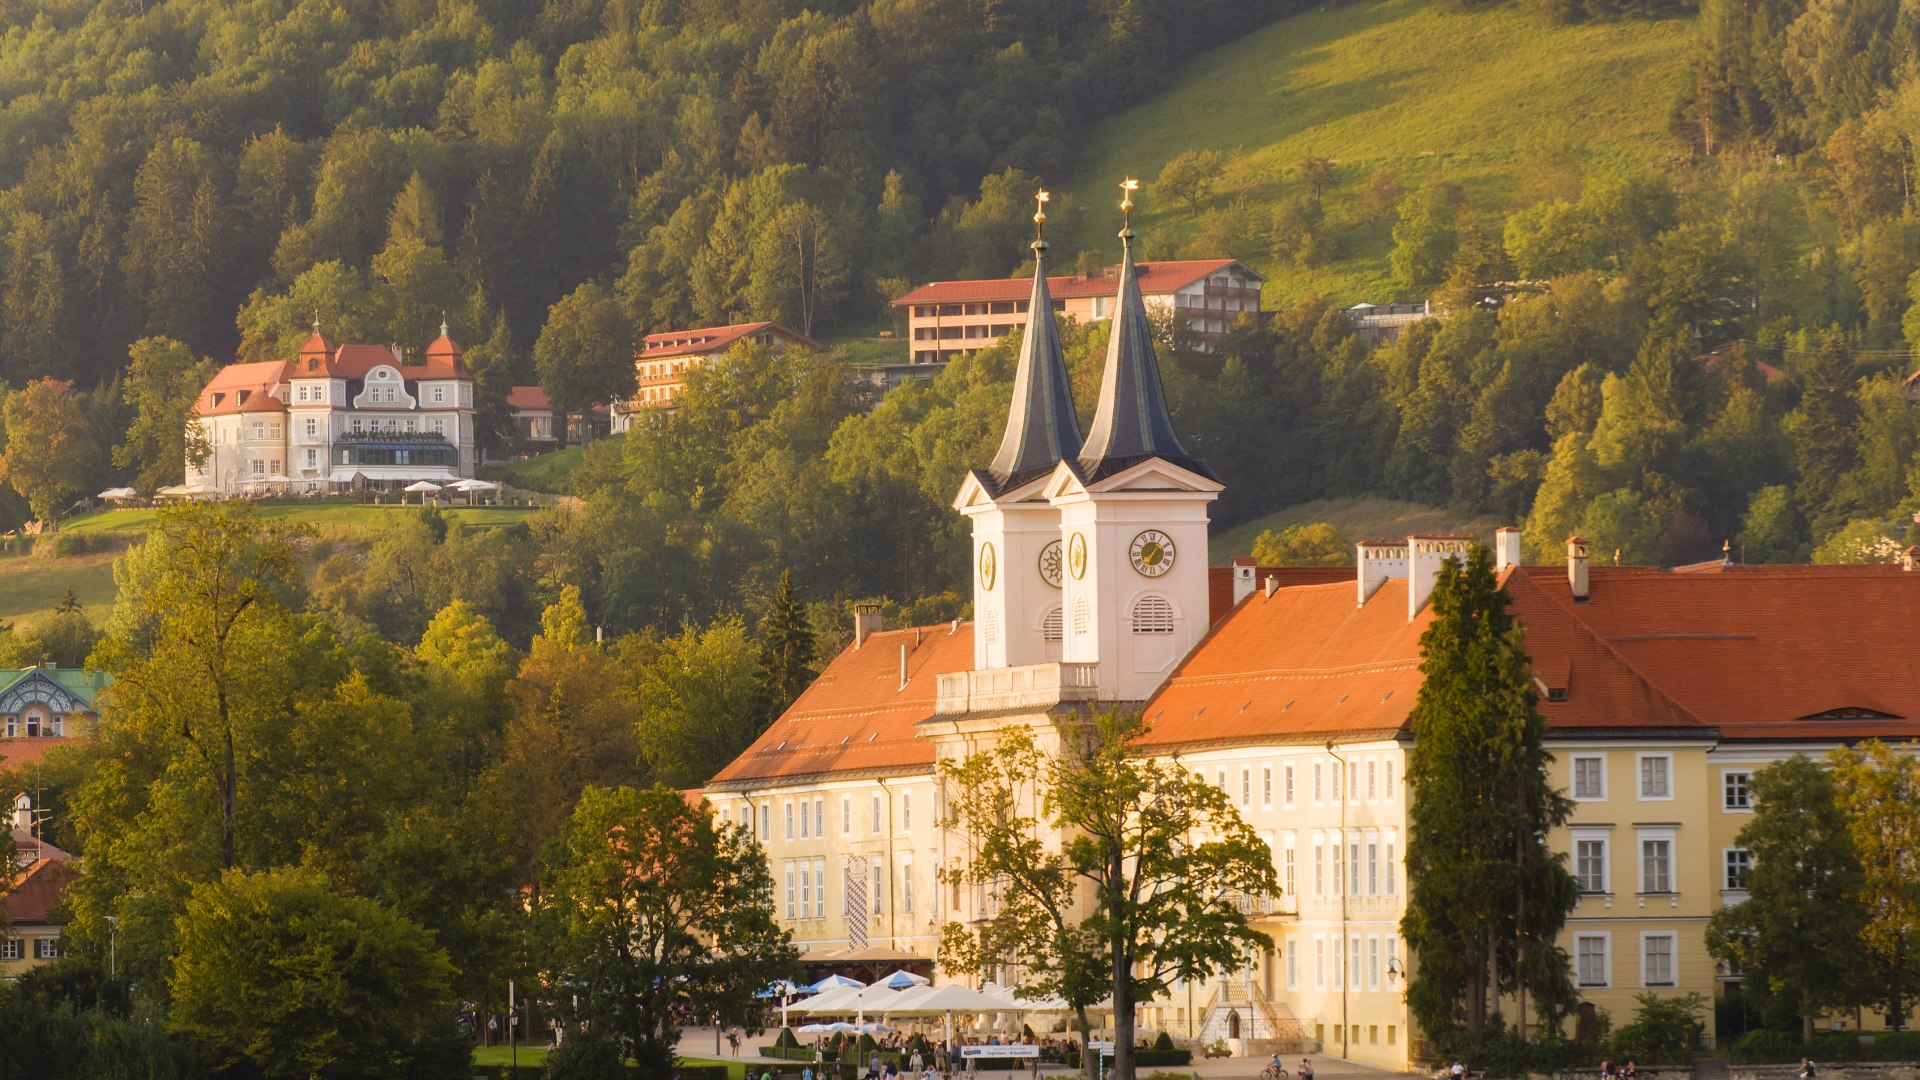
986, 238, 1083, 495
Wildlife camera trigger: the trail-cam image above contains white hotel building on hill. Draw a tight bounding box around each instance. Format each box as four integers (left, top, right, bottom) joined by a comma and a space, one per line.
186, 324, 476, 493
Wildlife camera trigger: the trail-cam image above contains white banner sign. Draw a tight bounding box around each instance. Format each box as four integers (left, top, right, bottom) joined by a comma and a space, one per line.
960, 1045, 1042, 1059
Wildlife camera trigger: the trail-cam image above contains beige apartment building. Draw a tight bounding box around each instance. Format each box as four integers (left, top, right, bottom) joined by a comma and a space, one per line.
706, 223, 1920, 1067
612, 321, 818, 429
891, 259, 1265, 363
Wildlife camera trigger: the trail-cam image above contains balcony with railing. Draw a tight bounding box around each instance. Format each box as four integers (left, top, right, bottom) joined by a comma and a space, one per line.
1222, 890, 1296, 918
934, 662, 1100, 716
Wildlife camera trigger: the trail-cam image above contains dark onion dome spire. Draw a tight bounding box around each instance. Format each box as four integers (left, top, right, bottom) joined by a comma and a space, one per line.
986, 188, 1084, 493
1077, 178, 1217, 484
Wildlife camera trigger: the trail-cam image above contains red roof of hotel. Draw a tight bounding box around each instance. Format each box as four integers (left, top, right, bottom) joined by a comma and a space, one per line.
706, 624, 975, 788
193, 361, 290, 416
892, 260, 1262, 308
639, 321, 820, 360
507, 386, 551, 410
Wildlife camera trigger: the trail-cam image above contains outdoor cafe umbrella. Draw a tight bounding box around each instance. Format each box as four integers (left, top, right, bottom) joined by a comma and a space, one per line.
97, 487, 136, 500
875, 969, 929, 990
794, 984, 866, 1016
886, 983, 1011, 1052
403, 480, 441, 503
810, 974, 864, 993
753, 978, 811, 1029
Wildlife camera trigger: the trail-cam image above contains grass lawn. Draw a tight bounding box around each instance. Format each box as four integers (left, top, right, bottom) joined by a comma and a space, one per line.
1059, 0, 1692, 303
1210, 494, 1505, 563
471, 1045, 551, 1066
0, 549, 121, 623
481, 444, 594, 494
59, 502, 540, 537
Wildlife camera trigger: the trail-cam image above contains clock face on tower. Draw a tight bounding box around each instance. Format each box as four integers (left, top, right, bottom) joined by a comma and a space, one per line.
1067, 533, 1088, 580
1130, 530, 1176, 577
978, 541, 997, 590
1039, 540, 1064, 588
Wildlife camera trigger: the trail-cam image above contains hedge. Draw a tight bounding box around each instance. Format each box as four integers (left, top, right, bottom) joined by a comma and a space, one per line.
1731, 1029, 1920, 1064
1062, 1048, 1193, 1068
471, 1063, 729, 1079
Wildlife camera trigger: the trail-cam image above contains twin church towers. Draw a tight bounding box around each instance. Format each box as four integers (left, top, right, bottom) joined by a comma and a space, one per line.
952, 183, 1223, 702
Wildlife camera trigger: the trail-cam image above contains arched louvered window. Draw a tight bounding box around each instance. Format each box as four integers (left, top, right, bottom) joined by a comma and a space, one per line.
1132, 594, 1176, 634
1042, 606, 1064, 642
983, 608, 998, 644
1071, 596, 1090, 636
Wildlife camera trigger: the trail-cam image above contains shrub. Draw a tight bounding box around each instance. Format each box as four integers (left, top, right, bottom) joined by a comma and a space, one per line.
548, 1028, 628, 1080
1152, 1031, 1176, 1052
774, 1027, 801, 1050
1610, 993, 1705, 1065
673, 1067, 732, 1080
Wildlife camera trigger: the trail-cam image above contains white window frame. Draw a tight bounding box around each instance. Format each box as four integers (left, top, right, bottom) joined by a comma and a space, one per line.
760, 804, 770, 840
1641, 932, 1677, 988
798, 799, 809, 840
1283, 837, 1296, 895
1573, 827, 1610, 894
1575, 932, 1611, 988
799, 859, 812, 915
1637, 752, 1673, 800
902, 791, 912, 832
1263, 765, 1274, 807
1572, 752, 1608, 801
1284, 763, 1296, 807
1722, 769, 1753, 812
0, 938, 18, 961
842, 795, 852, 836
902, 854, 914, 915
814, 797, 824, 838
1384, 759, 1395, 800
785, 801, 796, 840
1723, 846, 1753, 893
814, 859, 826, 919
1638, 828, 1676, 895
1368, 935, 1381, 990
1313, 763, 1323, 804
1285, 936, 1298, 990
784, 863, 796, 919
1242, 766, 1252, 807
872, 793, 882, 835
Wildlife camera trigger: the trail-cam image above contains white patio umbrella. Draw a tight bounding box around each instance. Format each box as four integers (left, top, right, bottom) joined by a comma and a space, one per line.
794, 984, 866, 1015
404, 480, 441, 504
97, 487, 136, 500
449, 478, 498, 491
896, 984, 1013, 1051
876, 969, 930, 989
810, 974, 865, 993
797, 1023, 832, 1035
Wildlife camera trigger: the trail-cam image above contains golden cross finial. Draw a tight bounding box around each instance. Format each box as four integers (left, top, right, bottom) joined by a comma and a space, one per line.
1033, 188, 1050, 239
1119, 177, 1139, 220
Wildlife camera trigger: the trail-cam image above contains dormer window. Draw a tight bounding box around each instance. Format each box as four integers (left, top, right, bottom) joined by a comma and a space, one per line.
307, 358, 319, 372
236, 390, 250, 404
1800, 706, 1903, 721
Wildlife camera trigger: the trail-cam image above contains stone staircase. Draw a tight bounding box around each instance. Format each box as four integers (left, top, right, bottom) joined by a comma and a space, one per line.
1198, 979, 1310, 1053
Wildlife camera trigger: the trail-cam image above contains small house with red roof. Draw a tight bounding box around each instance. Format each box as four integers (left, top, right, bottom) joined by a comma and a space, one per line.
891, 258, 1264, 364
612, 321, 819, 429
186, 323, 477, 493
4, 793, 76, 975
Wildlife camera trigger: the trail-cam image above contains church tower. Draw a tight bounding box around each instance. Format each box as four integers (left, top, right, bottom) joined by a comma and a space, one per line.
1046, 179, 1222, 702
953, 190, 1084, 670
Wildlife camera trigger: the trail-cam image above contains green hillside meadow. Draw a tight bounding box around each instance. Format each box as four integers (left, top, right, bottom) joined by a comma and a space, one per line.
1061, 0, 1692, 303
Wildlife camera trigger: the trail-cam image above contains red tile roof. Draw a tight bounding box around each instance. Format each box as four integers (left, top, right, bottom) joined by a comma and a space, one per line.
1206, 565, 1351, 623
706, 624, 975, 788
892, 260, 1261, 307
507, 386, 551, 410
1142, 561, 1920, 751
193, 361, 290, 416
5, 857, 76, 924
639, 322, 821, 360
0, 737, 80, 771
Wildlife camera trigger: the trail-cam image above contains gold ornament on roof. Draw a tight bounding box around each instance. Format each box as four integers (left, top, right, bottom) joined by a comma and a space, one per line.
1033, 188, 1050, 240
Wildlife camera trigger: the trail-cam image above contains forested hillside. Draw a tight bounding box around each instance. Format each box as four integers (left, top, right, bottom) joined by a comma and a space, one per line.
0, 0, 1276, 387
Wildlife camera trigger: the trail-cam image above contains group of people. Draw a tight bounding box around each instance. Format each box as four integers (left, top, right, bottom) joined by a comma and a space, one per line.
1599, 1059, 1642, 1080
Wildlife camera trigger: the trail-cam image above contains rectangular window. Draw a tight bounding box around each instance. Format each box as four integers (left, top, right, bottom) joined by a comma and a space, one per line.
1367, 761, 1377, 800
305, 418, 317, 437
432, 387, 445, 403
1332, 760, 1342, 801
800, 861, 812, 915
1283, 844, 1296, 895
760, 805, 770, 840
784, 864, 796, 919
1285, 937, 1298, 990
0, 938, 17, 961
871, 861, 883, 911
1384, 760, 1395, 799
902, 792, 911, 831
31, 938, 58, 960
1724, 770, 1753, 811
1263, 766, 1273, 806
1573, 754, 1606, 800
1725, 847, 1753, 891
1369, 936, 1381, 990
798, 800, 809, 840
1385, 843, 1396, 894
814, 797, 824, 838
1314, 844, 1325, 896
1350, 762, 1359, 802
1639, 754, 1672, 799
842, 796, 852, 835
1367, 841, 1379, 895
1314, 763, 1323, 802
786, 802, 796, 840
815, 859, 826, 919
1643, 934, 1676, 987
1351, 938, 1362, 992
1576, 934, 1610, 987
1349, 840, 1361, 896
1217, 769, 1227, 792
1242, 767, 1252, 806
872, 794, 882, 835
1315, 939, 1325, 990
1641, 837, 1673, 894
1576, 838, 1608, 893
1333, 842, 1345, 897
902, 856, 914, 914
1285, 763, 1296, 806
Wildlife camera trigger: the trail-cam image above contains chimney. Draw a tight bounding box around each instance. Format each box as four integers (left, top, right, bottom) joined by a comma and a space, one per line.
1495, 527, 1521, 573
853, 604, 883, 648
1232, 556, 1257, 605
1408, 535, 1470, 620
1567, 536, 1590, 601
1356, 540, 1409, 606
899, 643, 908, 691
1904, 546, 1919, 572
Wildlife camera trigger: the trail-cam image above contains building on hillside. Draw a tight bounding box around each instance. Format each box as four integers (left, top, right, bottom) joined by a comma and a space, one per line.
706, 199, 1920, 1065
507, 386, 561, 450
185, 323, 476, 494
891, 259, 1265, 364
611, 321, 820, 430
1341, 302, 1435, 346
0, 666, 108, 774
4, 793, 76, 976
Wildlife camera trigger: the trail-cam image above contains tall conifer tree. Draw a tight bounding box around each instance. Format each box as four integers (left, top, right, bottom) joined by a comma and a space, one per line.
1402, 545, 1576, 1036
756, 569, 816, 722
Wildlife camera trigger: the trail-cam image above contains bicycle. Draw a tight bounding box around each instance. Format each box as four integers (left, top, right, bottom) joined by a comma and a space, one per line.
1261, 1064, 1291, 1079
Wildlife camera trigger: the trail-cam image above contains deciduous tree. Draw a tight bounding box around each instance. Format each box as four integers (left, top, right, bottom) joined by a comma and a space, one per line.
0, 378, 99, 529
1154, 148, 1226, 214
114, 338, 215, 493
1827, 741, 1920, 1029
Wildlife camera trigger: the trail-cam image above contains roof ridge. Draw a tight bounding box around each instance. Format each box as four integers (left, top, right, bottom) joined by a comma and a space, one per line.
1164, 659, 1422, 687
